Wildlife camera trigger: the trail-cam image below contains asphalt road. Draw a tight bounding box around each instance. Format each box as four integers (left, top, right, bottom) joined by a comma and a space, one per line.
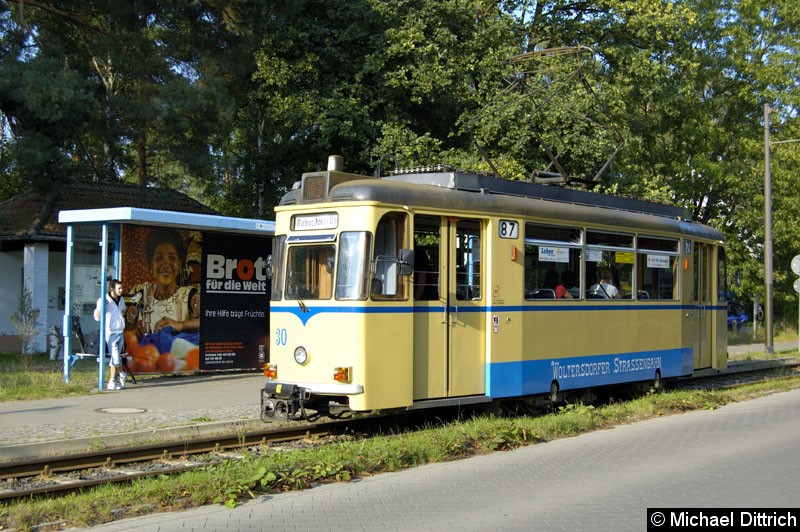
87, 386, 800, 531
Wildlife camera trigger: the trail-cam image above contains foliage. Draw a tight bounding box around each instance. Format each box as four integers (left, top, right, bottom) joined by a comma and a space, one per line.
2, 0, 800, 320
9, 284, 41, 355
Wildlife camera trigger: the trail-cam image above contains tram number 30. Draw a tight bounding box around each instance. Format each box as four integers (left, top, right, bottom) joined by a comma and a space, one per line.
498, 220, 519, 239
275, 328, 288, 346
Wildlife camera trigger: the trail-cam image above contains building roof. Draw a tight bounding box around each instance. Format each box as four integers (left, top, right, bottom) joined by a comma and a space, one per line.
0, 180, 218, 250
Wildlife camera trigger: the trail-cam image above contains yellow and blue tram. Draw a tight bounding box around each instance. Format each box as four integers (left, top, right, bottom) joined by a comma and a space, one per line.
261, 156, 727, 421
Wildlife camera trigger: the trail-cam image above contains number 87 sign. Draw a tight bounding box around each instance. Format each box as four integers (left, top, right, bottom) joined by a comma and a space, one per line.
498, 220, 519, 239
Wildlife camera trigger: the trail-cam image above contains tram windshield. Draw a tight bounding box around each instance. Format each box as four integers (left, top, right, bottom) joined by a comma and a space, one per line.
282, 232, 373, 301
278, 211, 411, 302
286, 244, 336, 300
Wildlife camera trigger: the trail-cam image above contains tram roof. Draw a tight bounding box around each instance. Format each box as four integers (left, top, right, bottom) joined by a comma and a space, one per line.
387, 169, 689, 220
281, 168, 723, 242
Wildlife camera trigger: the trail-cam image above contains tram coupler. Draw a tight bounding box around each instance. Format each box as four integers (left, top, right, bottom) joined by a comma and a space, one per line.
261, 382, 309, 422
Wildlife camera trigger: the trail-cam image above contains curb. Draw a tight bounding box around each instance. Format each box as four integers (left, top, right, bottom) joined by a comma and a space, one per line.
0, 417, 264, 463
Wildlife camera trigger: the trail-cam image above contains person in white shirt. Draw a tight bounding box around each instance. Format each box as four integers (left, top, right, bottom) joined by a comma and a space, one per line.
94, 279, 127, 390
589, 268, 620, 299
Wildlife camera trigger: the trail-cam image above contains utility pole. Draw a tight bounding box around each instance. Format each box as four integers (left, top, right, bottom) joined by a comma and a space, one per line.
764, 104, 800, 354
764, 104, 774, 354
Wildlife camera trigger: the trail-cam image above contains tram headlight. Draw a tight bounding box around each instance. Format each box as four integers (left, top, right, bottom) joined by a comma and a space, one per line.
293, 346, 309, 365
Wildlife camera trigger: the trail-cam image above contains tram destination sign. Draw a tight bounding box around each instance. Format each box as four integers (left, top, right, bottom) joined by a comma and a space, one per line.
293, 213, 338, 230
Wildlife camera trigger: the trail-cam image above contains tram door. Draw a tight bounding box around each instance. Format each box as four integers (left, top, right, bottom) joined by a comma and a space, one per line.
692, 242, 714, 368
413, 215, 485, 399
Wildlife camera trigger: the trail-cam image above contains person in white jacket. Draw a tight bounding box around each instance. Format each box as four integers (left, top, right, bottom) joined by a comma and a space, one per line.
94, 279, 127, 390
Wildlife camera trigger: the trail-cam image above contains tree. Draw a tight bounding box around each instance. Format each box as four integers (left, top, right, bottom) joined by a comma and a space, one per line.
10, 284, 41, 355
3, 0, 800, 324
0, 0, 249, 195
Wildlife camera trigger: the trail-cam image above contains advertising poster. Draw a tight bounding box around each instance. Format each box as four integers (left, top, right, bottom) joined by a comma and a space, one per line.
200, 232, 271, 370
119, 225, 270, 373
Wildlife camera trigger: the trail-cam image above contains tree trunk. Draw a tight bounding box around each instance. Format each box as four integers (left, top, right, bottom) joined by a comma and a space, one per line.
136, 133, 148, 186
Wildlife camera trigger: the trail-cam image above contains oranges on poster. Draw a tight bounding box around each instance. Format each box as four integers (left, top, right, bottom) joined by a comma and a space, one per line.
184, 347, 199, 371
156, 352, 175, 372
131, 344, 159, 373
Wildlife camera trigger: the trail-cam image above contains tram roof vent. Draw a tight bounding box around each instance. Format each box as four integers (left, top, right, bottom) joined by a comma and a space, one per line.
390, 165, 497, 177
280, 156, 376, 205
327, 155, 344, 171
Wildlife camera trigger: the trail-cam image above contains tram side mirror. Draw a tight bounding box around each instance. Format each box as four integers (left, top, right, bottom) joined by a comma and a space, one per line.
265, 254, 273, 279
397, 248, 415, 276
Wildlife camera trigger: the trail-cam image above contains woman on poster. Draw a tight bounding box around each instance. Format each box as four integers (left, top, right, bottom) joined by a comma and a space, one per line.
128, 228, 200, 372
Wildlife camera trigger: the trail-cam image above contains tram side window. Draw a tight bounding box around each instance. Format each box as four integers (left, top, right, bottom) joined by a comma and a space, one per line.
524, 223, 582, 300
413, 215, 440, 301
270, 235, 286, 301
372, 212, 409, 300
336, 232, 371, 300
286, 244, 335, 300
455, 219, 482, 300
585, 231, 634, 300
636, 236, 679, 300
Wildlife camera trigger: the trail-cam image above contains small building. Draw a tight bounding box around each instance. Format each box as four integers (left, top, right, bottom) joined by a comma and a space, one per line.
0, 180, 218, 353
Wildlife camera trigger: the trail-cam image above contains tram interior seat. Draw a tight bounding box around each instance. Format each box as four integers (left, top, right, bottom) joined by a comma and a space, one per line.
637, 290, 650, 299
526, 288, 556, 299
456, 285, 480, 300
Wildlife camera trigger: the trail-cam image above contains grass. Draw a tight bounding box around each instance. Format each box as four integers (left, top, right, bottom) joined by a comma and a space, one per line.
2, 371, 800, 531
727, 322, 797, 346
727, 324, 799, 361
0, 352, 163, 401
0, 353, 103, 401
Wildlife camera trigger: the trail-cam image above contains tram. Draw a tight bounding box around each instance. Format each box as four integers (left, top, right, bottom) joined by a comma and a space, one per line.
261, 155, 727, 421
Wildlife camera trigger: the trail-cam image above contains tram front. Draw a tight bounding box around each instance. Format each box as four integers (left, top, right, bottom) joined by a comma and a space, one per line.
261, 165, 416, 422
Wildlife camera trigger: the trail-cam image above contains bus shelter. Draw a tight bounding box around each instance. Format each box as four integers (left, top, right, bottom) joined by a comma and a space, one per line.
58, 207, 274, 388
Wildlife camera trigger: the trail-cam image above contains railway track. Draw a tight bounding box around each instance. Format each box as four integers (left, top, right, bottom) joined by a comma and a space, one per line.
2, 360, 798, 503
0, 417, 372, 502
673, 359, 800, 391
